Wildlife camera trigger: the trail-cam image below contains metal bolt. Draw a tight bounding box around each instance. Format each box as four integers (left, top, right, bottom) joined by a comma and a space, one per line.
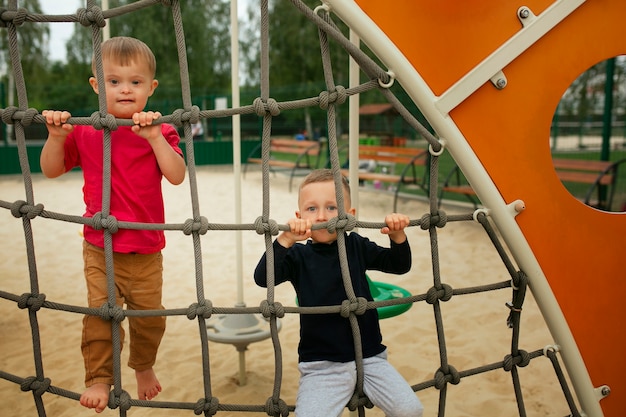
601, 386, 611, 397
495, 78, 507, 89
519, 7, 530, 19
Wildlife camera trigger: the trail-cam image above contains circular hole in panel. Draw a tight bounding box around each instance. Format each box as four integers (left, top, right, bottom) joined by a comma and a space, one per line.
551, 56, 626, 212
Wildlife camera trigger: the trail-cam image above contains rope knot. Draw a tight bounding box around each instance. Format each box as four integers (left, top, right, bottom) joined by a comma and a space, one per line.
318, 86, 347, 109
98, 303, 125, 323
170, 108, 185, 127
90, 111, 118, 131
347, 392, 374, 411
252, 97, 280, 117
17, 293, 46, 311
77, 6, 106, 28
87, 213, 119, 233
194, 396, 219, 415
340, 297, 368, 318
420, 212, 447, 229
503, 350, 531, 371
259, 300, 285, 318
326, 214, 356, 234
434, 365, 461, 389
108, 389, 131, 411
188, 105, 201, 124
254, 216, 280, 236
100, 215, 119, 234
10, 200, 43, 219
187, 300, 213, 320
90, 212, 103, 230
13, 8, 27, 26
426, 284, 453, 304
264, 397, 289, 417
511, 270, 528, 293
1, 106, 18, 124
21, 108, 38, 126
183, 217, 209, 235
20, 376, 51, 396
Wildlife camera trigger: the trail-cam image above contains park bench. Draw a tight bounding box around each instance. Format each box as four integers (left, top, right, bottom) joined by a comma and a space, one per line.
340, 144, 429, 212
552, 157, 623, 210
439, 158, 625, 211
244, 138, 322, 191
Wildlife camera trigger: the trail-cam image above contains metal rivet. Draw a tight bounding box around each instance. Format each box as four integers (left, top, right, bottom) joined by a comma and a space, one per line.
519, 7, 530, 19
496, 78, 507, 89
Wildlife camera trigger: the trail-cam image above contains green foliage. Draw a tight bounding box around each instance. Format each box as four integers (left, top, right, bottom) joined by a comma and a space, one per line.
0, 0, 49, 108
107, 0, 232, 112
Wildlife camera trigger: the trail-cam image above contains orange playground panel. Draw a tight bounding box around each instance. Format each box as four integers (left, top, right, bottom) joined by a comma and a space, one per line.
355, 1, 625, 416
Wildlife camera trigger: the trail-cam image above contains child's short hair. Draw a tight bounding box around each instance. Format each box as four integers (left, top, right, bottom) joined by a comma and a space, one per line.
92, 36, 156, 77
299, 169, 351, 199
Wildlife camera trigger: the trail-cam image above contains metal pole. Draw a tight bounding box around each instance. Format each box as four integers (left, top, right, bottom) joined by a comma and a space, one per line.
601, 57, 615, 162
102, 0, 110, 40
231, 0, 246, 386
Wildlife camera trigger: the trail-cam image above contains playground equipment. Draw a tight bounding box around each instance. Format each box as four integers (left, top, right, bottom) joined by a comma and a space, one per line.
0, 1, 623, 416
345, 1, 625, 416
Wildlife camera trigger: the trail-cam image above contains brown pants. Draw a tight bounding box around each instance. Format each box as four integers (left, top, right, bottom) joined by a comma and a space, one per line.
81, 241, 166, 387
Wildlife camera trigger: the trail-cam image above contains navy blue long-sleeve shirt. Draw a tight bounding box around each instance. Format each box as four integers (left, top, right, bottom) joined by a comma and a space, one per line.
254, 232, 411, 363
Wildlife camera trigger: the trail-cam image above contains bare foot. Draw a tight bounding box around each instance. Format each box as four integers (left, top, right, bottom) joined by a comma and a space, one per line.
80, 383, 110, 413
136, 368, 162, 400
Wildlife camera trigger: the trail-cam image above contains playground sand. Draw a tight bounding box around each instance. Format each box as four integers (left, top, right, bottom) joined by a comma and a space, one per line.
1, 165, 575, 416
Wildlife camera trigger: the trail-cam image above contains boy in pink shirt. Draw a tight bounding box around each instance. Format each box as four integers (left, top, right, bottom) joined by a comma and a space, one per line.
40, 36, 186, 413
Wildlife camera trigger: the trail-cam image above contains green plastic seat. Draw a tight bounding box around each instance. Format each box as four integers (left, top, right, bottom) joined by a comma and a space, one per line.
366, 275, 413, 319
295, 275, 413, 320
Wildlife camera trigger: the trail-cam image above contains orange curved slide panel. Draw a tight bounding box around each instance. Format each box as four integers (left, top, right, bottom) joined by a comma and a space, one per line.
354, 1, 625, 416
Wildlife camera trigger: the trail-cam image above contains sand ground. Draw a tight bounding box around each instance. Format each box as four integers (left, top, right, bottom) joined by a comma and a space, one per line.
1, 165, 576, 416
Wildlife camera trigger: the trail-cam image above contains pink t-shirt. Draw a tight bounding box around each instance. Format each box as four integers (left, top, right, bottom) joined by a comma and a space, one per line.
63, 124, 183, 254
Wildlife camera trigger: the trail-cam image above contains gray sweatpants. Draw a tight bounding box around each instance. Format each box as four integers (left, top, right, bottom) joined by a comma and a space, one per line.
296, 350, 424, 417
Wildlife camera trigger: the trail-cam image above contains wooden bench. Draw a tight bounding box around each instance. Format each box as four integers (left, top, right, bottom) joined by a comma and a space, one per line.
439, 158, 625, 211
552, 158, 621, 209
340, 145, 429, 211
244, 138, 322, 191
438, 165, 480, 209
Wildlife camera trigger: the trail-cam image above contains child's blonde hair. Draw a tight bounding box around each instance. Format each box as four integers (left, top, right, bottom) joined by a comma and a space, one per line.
299, 169, 351, 204
92, 36, 156, 77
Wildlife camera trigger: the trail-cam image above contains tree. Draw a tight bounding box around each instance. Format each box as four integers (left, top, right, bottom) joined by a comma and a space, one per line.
0, 0, 50, 107
242, 0, 352, 137
108, 0, 232, 112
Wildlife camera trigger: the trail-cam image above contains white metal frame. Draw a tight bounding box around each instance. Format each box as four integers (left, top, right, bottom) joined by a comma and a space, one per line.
326, 0, 602, 416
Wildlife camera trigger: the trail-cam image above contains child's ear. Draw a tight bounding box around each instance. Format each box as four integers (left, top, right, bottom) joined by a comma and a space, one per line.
348, 207, 356, 216
88, 77, 99, 94
148, 79, 159, 96
295, 210, 301, 219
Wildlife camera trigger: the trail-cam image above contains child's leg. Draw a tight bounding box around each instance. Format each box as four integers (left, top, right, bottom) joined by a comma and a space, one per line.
296, 360, 356, 417
81, 241, 125, 412
362, 351, 424, 417
118, 251, 166, 400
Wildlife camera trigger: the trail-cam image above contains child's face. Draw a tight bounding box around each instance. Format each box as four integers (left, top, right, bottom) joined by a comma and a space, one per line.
297, 180, 355, 244
89, 58, 158, 119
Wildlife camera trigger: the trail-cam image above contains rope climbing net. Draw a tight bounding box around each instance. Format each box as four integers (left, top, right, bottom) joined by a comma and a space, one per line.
0, 1, 583, 416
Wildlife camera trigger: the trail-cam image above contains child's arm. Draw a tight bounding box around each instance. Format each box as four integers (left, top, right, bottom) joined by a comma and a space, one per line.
40, 110, 73, 178
276, 218, 312, 248
132, 111, 186, 185
254, 218, 309, 287
380, 213, 410, 244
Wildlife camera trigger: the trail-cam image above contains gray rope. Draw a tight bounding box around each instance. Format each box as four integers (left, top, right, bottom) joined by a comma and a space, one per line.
0, 1, 583, 417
